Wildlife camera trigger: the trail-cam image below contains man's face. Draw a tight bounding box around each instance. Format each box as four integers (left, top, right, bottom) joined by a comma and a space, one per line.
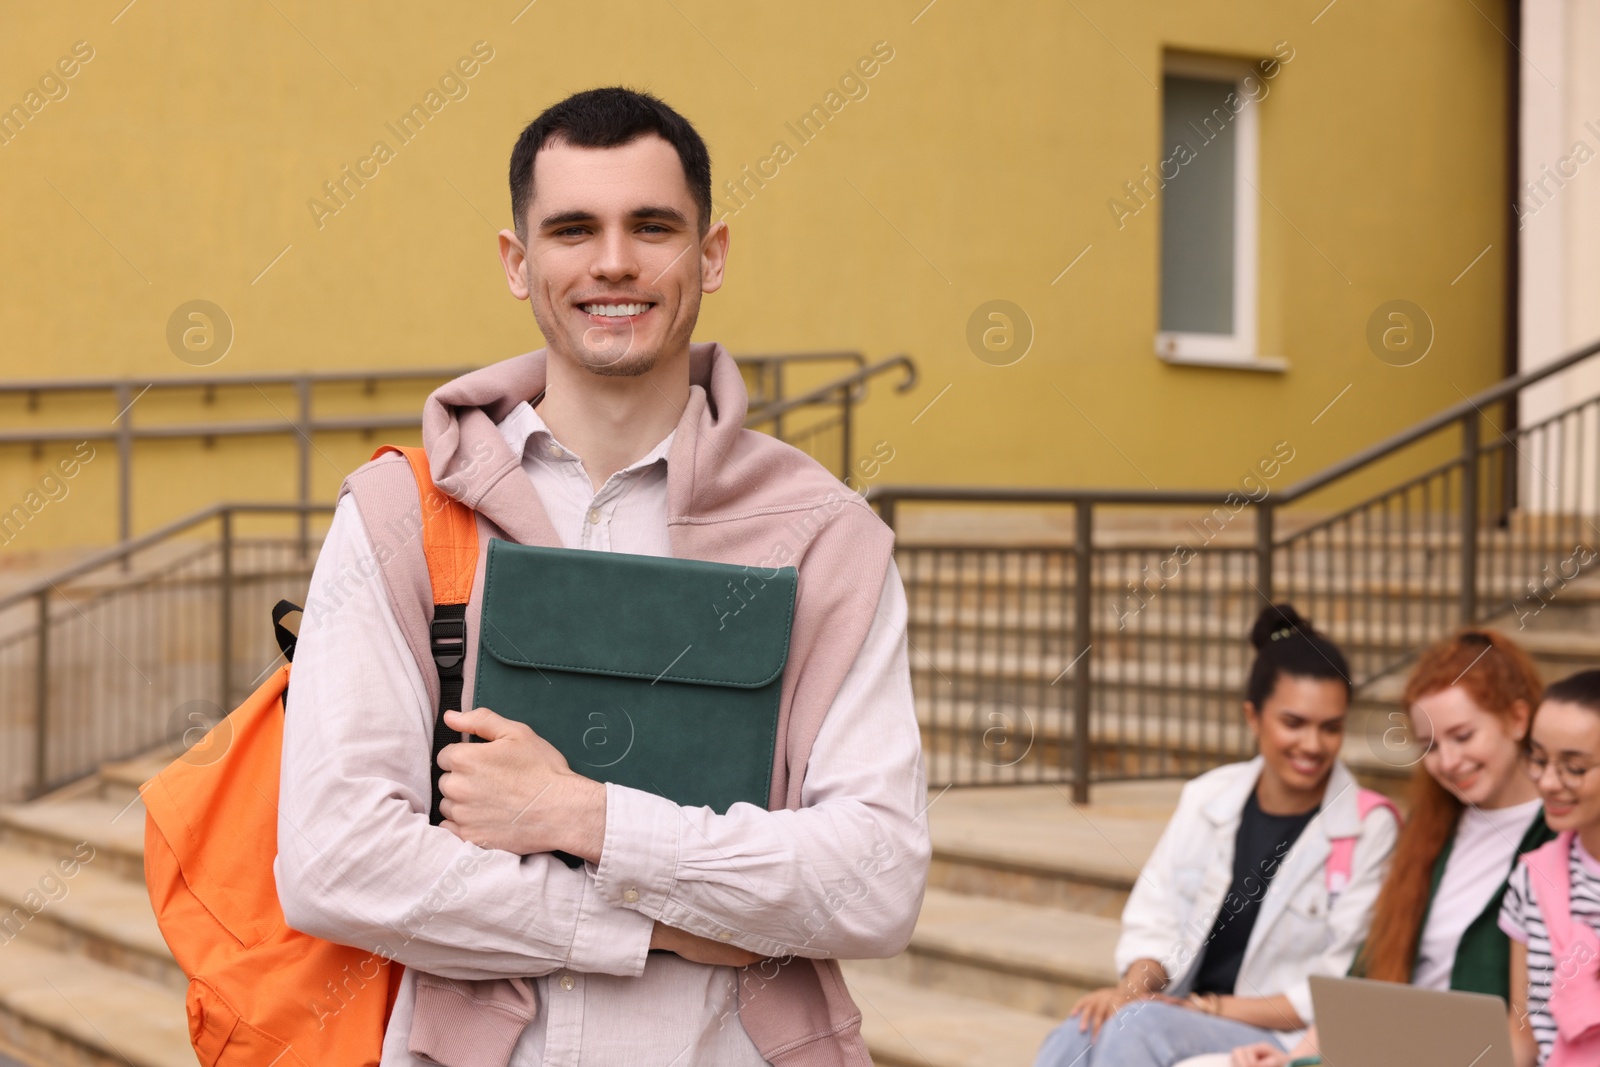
499, 134, 727, 377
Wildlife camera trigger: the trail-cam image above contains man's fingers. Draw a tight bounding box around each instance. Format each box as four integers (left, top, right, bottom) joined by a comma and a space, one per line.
444, 705, 522, 742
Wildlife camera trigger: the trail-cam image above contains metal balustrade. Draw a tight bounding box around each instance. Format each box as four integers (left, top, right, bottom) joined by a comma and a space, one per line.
871, 335, 1600, 800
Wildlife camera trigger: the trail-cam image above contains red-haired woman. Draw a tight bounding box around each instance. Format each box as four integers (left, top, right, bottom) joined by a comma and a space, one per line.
1206, 630, 1554, 1067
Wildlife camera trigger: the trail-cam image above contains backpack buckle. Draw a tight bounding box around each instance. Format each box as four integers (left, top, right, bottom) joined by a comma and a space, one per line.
429, 615, 466, 672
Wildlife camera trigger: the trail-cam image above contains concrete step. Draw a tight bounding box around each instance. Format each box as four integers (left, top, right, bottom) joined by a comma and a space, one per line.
0, 842, 181, 992
94, 754, 167, 809
0, 797, 146, 883
907, 606, 1600, 662
926, 782, 1174, 918
914, 699, 1418, 794
844, 968, 1057, 1067
849, 888, 1118, 1017
0, 940, 191, 1067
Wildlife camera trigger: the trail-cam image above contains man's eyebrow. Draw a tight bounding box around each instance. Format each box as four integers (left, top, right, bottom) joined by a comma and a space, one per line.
629, 205, 689, 226
537, 206, 690, 230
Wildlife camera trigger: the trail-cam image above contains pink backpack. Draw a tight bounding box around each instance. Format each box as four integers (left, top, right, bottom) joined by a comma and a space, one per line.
1523, 831, 1600, 1066
1324, 788, 1400, 897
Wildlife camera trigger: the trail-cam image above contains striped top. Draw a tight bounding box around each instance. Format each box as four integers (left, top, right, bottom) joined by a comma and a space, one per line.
1498, 837, 1600, 1064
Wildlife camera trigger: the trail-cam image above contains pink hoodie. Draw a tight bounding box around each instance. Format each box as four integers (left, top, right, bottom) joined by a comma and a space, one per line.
1521, 832, 1600, 1067
340, 341, 901, 1066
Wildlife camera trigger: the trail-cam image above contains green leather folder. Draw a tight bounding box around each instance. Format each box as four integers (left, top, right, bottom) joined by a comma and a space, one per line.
469, 539, 798, 814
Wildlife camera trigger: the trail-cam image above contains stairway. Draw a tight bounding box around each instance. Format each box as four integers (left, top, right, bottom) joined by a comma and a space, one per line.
0, 753, 188, 1067
841, 550, 1600, 1066
898, 530, 1600, 802
842, 780, 1177, 1066
1, 566, 1596, 1065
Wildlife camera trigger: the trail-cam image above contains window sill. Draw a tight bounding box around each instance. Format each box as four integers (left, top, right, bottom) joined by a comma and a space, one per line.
1157, 350, 1288, 374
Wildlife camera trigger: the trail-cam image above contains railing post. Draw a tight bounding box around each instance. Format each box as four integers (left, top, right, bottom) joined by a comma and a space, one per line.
33, 589, 48, 798
297, 376, 312, 560
115, 381, 133, 562
219, 511, 233, 709
1072, 501, 1094, 804
839, 385, 854, 484
876, 493, 896, 533
1256, 502, 1274, 604
772, 360, 785, 443
1460, 412, 1481, 623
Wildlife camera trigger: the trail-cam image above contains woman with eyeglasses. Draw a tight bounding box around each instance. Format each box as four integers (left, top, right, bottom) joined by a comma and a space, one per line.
1501, 669, 1600, 1066
1189, 629, 1555, 1067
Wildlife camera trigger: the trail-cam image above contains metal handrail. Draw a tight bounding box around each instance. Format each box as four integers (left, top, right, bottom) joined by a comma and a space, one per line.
0, 352, 879, 547
0, 501, 335, 614
1276, 335, 1600, 502
868, 333, 1600, 801
745, 355, 917, 482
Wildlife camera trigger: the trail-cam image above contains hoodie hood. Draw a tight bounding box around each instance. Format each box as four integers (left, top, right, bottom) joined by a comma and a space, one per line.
420, 341, 852, 546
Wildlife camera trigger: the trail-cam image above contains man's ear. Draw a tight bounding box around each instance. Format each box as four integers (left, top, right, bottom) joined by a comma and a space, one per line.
499, 228, 532, 300
700, 219, 730, 295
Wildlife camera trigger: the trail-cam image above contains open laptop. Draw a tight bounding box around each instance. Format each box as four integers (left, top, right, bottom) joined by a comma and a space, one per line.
1310, 975, 1515, 1067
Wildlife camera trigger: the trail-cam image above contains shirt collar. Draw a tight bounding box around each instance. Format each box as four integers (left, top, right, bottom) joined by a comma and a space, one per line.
495, 398, 675, 473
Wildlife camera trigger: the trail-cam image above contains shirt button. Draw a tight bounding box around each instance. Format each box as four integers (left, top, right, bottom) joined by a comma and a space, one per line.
559, 974, 576, 991
587, 507, 601, 524
546, 444, 564, 459
716, 930, 733, 941
622, 888, 640, 903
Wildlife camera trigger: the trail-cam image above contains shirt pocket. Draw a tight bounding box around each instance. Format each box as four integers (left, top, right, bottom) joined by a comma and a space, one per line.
1280, 881, 1335, 952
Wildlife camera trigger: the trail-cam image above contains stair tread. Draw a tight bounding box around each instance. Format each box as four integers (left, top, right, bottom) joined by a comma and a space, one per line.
0, 843, 169, 960
844, 968, 1057, 1067
98, 754, 168, 793
917, 700, 1419, 777
0, 797, 146, 861
0, 941, 191, 1067
931, 782, 1175, 885
913, 887, 1119, 984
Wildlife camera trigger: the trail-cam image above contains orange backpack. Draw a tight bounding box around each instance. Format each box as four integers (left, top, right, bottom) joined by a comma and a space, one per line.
142, 445, 476, 1066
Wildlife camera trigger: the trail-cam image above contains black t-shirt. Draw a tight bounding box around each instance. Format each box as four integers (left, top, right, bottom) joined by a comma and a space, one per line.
1191, 789, 1320, 995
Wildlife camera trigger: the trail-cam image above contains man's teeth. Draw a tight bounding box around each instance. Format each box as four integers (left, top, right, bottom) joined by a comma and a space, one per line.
582, 303, 649, 317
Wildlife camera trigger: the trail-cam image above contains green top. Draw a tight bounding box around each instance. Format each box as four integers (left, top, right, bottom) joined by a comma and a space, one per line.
1349, 807, 1554, 1000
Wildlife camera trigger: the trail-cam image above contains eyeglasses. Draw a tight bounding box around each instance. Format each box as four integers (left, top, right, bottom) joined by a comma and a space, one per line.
1524, 751, 1597, 792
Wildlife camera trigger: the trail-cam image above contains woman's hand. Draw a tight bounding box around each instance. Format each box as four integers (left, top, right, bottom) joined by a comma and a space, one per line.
1230, 1043, 1291, 1067
1068, 986, 1136, 1038
1069, 958, 1170, 1038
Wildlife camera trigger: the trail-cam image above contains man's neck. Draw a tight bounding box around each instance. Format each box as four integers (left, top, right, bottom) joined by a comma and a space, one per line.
536, 347, 691, 492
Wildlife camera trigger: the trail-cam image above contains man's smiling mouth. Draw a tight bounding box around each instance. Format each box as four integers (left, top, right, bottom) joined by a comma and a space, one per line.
579, 302, 654, 318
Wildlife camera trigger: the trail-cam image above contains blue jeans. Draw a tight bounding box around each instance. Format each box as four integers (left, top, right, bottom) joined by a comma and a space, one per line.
1034, 1001, 1288, 1067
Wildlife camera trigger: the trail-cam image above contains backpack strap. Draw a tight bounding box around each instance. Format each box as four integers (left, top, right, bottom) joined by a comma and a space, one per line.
371, 444, 479, 827
1326, 788, 1401, 896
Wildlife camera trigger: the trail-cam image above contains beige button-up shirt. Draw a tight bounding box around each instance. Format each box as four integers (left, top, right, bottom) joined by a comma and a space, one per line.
276, 399, 928, 1066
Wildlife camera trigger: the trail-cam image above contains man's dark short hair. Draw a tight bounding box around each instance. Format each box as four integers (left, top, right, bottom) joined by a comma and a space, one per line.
509, 87, 713, 238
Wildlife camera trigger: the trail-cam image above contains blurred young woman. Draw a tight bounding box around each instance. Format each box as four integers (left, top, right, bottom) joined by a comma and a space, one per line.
1502, 669, 1600, 1067
1199, 629, 1552, 1067
1032, 604, 1400, 1067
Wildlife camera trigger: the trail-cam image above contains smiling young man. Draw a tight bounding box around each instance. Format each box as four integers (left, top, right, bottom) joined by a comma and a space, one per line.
274, 88, 930, 1066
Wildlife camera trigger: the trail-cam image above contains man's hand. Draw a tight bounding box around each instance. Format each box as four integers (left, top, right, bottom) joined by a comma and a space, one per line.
437, 707, 607, 861
650, 921, 765, 968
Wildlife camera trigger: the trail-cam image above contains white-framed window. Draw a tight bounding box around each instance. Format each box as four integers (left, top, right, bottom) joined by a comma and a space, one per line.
1156, 54, 1278, 370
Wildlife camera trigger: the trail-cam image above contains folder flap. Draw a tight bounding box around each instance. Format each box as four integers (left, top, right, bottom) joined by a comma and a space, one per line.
478, 540, 798, 689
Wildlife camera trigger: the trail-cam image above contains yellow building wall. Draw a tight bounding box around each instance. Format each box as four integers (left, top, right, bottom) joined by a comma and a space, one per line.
0, 0, 1510, 552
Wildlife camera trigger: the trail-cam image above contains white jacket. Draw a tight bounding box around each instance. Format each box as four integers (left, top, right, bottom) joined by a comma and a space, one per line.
1114, 756, 1399, 1031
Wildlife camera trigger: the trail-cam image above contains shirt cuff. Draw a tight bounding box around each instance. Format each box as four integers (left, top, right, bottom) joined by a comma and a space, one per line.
565, 856, 655, 977
1283, 977, 1314, 1025
591, 783, 682, 918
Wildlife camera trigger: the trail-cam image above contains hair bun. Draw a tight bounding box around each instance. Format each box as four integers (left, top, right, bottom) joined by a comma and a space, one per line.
1250, 603, 1311, 650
